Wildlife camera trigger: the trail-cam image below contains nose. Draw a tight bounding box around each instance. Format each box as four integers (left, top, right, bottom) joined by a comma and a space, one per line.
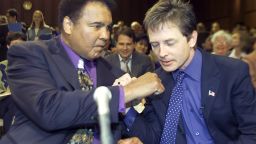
158, 45, 168, 58
99, 27, 110, 40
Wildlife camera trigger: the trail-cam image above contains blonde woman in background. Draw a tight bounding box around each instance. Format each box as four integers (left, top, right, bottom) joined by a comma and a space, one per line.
27, 10, 53, 41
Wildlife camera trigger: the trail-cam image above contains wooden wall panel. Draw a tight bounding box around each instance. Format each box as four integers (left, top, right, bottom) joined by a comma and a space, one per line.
243, 0, 256, 28
244, 13, 256, 28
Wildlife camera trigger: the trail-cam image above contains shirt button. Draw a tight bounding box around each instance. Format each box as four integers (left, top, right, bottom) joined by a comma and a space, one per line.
195, 132, 200, 136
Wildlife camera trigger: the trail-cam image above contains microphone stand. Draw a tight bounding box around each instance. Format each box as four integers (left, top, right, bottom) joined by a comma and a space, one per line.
94, 86, 113, 144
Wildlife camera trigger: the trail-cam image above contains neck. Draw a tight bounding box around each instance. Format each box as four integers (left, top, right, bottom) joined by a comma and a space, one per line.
35, 23, 40, 28
181, 49, 195, 70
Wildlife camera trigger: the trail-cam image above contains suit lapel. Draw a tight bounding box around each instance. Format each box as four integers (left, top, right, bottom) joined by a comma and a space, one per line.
49, 37, 79, 89
131, 52, 140, 77
201, 51, 221, 120
96, 57, 124, 86
112, 54, 121, 68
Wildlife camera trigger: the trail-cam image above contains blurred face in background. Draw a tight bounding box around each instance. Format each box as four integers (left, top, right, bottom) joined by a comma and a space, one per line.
253, 40, 256, 51
211, 22, 220, 33
116, 34, 134, 60
6, 13, 16, 23
231, 32, 240, 48
135, 39, 149, 54
212, 36, 231, 56
33, 11, 44, 25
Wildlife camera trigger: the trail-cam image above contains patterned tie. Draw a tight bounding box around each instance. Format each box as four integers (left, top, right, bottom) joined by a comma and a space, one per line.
160, 71, 185, 144
67, 59, 94, 144
122, 59, 132, 76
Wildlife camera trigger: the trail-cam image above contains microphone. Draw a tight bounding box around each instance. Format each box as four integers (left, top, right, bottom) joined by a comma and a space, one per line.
93, 86, 113, 144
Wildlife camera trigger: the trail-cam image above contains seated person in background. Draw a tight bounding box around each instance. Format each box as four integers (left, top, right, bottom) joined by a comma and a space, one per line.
6, 8, 25, 33
134, 33, 160, 69
242, 37, 256, 89
211, 30, 232, 56
229, 30, 251, 59
105, 27, 155, 112
27, 10, 53, 41
105, 26, 154, 77
134, 33, 150, 55
6, 32, 27, 49
0, 32, 26, 136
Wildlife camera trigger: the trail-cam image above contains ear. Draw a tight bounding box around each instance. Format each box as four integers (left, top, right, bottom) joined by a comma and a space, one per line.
63, 16, 73, 34
188, 30, 198, 48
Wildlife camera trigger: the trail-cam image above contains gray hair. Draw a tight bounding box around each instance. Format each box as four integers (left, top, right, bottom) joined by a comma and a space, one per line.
211, 30, 232, 45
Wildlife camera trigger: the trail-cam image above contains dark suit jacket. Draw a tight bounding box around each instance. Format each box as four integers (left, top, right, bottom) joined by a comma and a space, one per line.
105, 51, 154, 77
124, 50, 256, 144
27, 26, 53, 41
0, 37, 124, 144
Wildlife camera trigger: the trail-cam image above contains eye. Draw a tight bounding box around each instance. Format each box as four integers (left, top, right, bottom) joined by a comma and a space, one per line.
94, 24, 103, 29
89, 23, 104, 30
150, 42, 159, 49
165, 40, 175, 46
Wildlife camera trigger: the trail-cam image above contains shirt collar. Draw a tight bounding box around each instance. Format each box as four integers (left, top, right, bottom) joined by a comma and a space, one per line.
118, 54, 133, 62
174, 49, 202, 81
60, 37, 95, 69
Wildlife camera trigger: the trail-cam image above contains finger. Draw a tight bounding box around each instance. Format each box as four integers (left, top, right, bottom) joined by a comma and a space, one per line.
131, 137, 143, 144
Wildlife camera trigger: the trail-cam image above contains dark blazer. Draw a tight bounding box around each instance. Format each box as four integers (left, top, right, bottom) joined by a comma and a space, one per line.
124, 50, 256, 144
26, 26, 53, 41
0, 37, 124, 144
105, 51, 154, 77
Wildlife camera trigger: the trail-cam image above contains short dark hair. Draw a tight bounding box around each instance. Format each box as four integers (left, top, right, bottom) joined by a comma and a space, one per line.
114, 26, 135, 42
6, 32, 26, 45
144, 0, 197, 37
58, 0, 116, 30
7, 8, 18, 19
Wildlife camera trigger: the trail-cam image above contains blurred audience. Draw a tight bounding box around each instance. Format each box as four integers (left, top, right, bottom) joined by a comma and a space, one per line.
27, 10, 53, 41
196, 22, 209, 48
0, 16, 7, 24
211, 30, 232, 56
105, 26, 154, 77
211, 21, 221, 34
6, 8, 26, 33
130, 21, 144, 38
242, 37, 256, 89
230, 30, 251, 59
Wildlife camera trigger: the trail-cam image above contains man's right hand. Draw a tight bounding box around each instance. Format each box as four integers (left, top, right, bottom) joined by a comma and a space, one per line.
123, 72, 164, 103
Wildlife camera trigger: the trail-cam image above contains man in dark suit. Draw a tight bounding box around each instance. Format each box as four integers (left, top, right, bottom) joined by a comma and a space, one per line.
0, 0, 164, 144
122, 0, 256, 144
105, 26, 154, 77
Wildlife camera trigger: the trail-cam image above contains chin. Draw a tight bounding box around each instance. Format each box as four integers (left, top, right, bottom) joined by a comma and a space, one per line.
162, 66, 177, 72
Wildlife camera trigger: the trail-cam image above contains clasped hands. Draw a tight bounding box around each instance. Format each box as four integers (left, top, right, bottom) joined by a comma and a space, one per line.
113, 72, 165, 103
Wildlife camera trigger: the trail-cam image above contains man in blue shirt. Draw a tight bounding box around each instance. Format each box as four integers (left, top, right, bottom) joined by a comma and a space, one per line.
123, 0, 256, 144
0, 0, 164, 144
